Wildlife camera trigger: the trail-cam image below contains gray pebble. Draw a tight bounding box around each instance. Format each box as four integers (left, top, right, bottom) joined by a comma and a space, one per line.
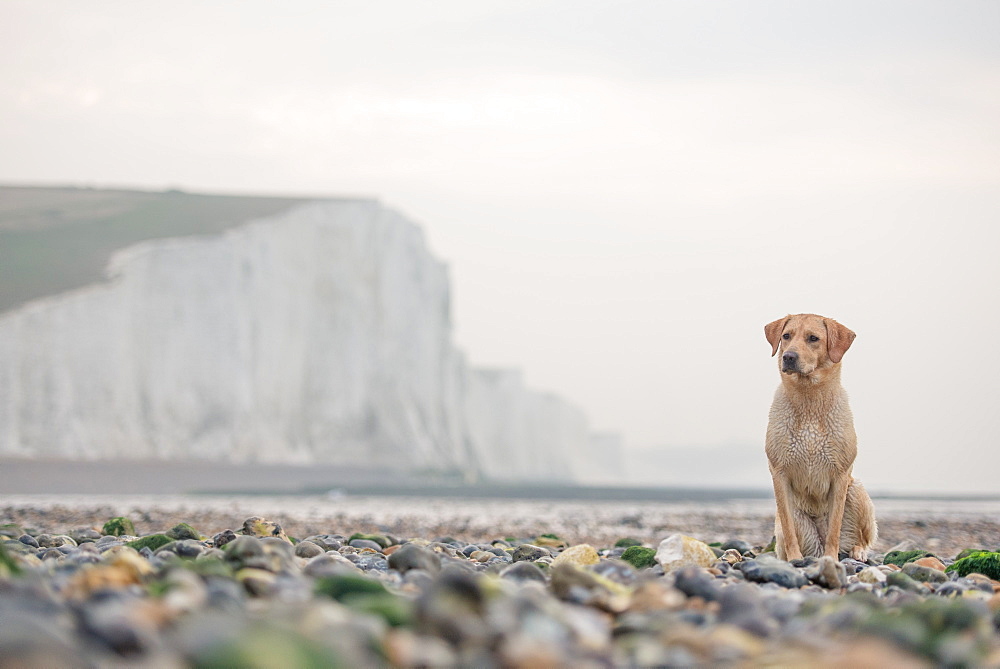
17, 534, 39, 548
294, 540, 325, 558
388, 543, 441, 574
349, 539, 384, 551
511, 544, 548, 562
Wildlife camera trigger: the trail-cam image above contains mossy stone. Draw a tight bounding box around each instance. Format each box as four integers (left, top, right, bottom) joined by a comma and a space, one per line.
190, 626, 347, 669
342, 592, 413, 627
347, 533, 390, 549
883, 550, 934, 567
855, 598, 993, 665
314, 573, 390, 601
102, 517, 136, 537
535, 534, 567, 549
620, 546, 657, 569
614, 537, 643, 548
954, 548, 990, 561
126, 534, 174, 552
166, 523, 202, 541
886, 570, 926, 593
945, 551, 1000, 580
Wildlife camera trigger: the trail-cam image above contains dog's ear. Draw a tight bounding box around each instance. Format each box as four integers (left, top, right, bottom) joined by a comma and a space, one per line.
764, 317, 789, 357
825, 319, 856, 363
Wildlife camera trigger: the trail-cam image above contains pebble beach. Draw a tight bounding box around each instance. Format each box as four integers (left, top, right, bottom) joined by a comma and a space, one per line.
2, 493, 1000, 666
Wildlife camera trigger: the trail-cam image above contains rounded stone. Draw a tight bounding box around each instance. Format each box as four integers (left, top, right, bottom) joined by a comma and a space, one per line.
17, 535, 39, 549
655, 535, 718, 573
553, 544, 600, 568
388, 543, 441, 574
500, 561, 547, 583
721, 539, 753, 554
512, 544, 548, 563
294, 541, 325, 559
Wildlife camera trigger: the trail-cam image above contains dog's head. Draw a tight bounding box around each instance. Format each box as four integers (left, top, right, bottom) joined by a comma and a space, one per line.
764, 313, 855, 380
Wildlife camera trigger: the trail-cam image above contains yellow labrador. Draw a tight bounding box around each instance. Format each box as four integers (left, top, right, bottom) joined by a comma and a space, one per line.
764, 313, 877, 562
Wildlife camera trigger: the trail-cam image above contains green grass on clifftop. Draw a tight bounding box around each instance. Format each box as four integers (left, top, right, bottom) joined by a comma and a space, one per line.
0, 186, 315, 313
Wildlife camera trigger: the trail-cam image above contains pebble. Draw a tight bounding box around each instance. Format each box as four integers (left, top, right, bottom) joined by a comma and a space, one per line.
655, 534, 718, 572
0, 513, 999, 667
739, 555, 808, 589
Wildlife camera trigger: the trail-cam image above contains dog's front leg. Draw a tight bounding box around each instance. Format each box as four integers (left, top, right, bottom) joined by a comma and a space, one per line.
823, 475, 850, 558
771, 473, 803, 561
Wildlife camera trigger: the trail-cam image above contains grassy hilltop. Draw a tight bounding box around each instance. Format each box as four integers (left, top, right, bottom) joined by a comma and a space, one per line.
0, 185, 315, 314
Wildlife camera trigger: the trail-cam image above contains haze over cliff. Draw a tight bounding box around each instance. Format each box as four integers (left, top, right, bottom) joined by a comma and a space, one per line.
0, 190, 620, 483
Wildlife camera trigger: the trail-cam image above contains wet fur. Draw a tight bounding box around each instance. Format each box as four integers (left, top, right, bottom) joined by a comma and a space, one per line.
764, 313, 877, 561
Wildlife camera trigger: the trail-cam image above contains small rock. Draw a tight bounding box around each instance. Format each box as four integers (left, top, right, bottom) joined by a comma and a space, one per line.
212, 529, 237, 548
534, 534, 567, 549
721, 539, 753, 554
303, 553, 360, 578
241, 517, 290, 543
101, 518, 136, 538
499, 561, 547, 584
717, 583, 776, 637
857, 566, 887, 584
620, 546, 657, 570
69, 527, 102, 544
655, 535, 717, 573
349, 539, 385, 551
512, 544, 548, 562
886, 570, 928, 593
235, 567, 278, 597
806, 556, 846, 589
672, 565, 722, 601
550, 564, 631, 612
738, 556, 807, 589
552, 544, 600, 568
883, 549, 934, 567
902, 562, 948, 584
721, 549, 744, 565
293, 540, 325, 559
166, 523, 202, 541
913, 556, 947, 572
17, 535, 40, 549
126, 534, 173, 553
348, 533, 391, 549
303, 534, 344, 551
388, 544, 441, 574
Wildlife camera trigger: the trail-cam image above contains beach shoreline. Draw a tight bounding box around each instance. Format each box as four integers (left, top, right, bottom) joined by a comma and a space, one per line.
4, 493, 998, 557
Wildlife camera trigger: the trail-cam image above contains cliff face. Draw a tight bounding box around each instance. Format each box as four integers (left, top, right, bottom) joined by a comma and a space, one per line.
0, 199, 618, 481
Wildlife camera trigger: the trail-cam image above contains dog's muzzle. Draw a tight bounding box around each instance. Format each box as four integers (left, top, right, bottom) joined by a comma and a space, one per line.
781, 351, 799, 373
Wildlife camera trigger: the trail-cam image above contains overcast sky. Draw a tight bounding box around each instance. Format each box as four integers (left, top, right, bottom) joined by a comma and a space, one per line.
2, 1, 999, 493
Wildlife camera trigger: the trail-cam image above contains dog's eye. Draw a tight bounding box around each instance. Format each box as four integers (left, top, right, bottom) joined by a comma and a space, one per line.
782, 333, 790, 340
808, 335, 820, 343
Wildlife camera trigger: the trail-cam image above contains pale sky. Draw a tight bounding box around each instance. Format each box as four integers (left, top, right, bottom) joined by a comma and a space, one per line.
2, 1, 999, 493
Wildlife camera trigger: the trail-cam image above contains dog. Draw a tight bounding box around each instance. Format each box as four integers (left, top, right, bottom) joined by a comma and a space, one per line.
764, 313, 877, 562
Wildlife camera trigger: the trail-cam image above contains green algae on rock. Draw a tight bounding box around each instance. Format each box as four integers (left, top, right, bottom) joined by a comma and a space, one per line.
126, 534, 174, 552
883, 549, 935, 567
348, 533, 390, 549
166, 522, 203, 541
101, 517, 136, 537
945, 551, 1000, 580
620, 546, 657, 569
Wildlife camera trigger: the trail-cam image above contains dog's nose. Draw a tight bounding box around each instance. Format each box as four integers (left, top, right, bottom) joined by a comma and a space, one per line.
782, 351, 799, 371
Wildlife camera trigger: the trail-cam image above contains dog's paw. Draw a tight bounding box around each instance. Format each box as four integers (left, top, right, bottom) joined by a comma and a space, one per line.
849, 546, 868, 562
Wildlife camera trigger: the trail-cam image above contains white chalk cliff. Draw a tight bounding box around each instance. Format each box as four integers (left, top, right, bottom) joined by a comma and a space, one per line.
0, 200, 619, 481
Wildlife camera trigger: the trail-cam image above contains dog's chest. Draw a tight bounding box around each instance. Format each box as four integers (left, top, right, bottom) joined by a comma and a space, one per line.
766, 395, 856, 474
